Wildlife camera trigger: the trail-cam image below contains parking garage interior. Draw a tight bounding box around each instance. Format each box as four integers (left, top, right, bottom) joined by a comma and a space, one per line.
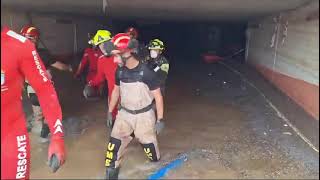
1, 0, 319, 179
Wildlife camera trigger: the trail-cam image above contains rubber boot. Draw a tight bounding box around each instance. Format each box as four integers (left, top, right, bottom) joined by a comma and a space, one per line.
105, 167, 119, 180
27, 119, 33, 132
107, 119, 115, 136
39, 122, 50, 143
40, 123, 50, 138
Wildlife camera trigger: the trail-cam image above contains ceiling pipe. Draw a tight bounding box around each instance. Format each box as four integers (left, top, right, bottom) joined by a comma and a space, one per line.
103, 0, 108, 15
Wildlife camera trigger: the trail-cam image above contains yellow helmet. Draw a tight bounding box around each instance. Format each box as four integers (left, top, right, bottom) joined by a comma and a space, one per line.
148, 39, 165, 50
90, 30, 112, 46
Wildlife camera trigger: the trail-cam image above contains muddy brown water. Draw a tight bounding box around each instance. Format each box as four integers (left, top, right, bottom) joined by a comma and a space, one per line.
27, 61, 319, 179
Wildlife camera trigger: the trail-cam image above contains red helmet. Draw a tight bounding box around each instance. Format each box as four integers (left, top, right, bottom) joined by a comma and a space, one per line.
125, 27, 138, 39
20, 25, 40, 40
111, 33, 132, 51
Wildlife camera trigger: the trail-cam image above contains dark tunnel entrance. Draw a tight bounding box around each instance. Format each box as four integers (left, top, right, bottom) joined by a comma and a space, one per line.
113, 20, 247, 65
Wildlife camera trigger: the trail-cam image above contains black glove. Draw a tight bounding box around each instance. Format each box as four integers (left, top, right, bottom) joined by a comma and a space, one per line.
155, 119, 165, 135
48, 154, 60, 173
107, 111, 113, 128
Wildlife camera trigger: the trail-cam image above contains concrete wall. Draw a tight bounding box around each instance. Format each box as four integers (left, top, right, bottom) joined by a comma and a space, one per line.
246, 1, 319, 120
1, 8, 110, 62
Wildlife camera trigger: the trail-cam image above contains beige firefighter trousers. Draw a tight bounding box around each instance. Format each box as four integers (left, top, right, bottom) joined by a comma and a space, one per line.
105, 108, 160, 168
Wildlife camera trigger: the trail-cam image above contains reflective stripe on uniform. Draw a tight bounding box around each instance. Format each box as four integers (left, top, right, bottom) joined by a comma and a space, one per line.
160, 64, 169, 73
26, 69, 52, 94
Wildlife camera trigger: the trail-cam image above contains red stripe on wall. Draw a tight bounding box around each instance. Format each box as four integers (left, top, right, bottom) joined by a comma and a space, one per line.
252, 63, 319, 120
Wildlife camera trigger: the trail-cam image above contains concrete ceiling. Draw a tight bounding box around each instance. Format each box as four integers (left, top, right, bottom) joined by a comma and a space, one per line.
1, 0, 313, 21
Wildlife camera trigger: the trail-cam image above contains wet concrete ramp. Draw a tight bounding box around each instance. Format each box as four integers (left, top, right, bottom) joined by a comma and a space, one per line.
27, 59, 318, 179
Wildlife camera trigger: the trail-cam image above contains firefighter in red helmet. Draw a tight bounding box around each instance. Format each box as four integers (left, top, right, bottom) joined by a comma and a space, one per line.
74, 32, 104, 100
20, 25, 40, 43
103, 33, 164, 179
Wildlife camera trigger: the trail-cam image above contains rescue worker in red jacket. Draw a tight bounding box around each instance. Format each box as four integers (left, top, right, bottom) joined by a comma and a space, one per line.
20, 25, 71, 141
1, 26, 66, 179
87, 30, 119, 127
74, 38, 103, 98
104, 33, 164, 179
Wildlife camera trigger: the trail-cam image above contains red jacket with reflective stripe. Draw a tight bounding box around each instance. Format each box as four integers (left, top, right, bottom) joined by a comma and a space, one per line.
90, 55, 118, 95
89, 55, 118, 118
1, 27, 64, 139
76, 47, 102, 81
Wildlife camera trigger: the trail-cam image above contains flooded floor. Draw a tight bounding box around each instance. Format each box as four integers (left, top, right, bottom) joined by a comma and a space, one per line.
26, 59, 319, 179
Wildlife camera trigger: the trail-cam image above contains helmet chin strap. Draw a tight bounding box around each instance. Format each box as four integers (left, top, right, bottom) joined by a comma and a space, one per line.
121, 55, 132, 61
115, 54, 132, 67
121, 54, 132, 66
